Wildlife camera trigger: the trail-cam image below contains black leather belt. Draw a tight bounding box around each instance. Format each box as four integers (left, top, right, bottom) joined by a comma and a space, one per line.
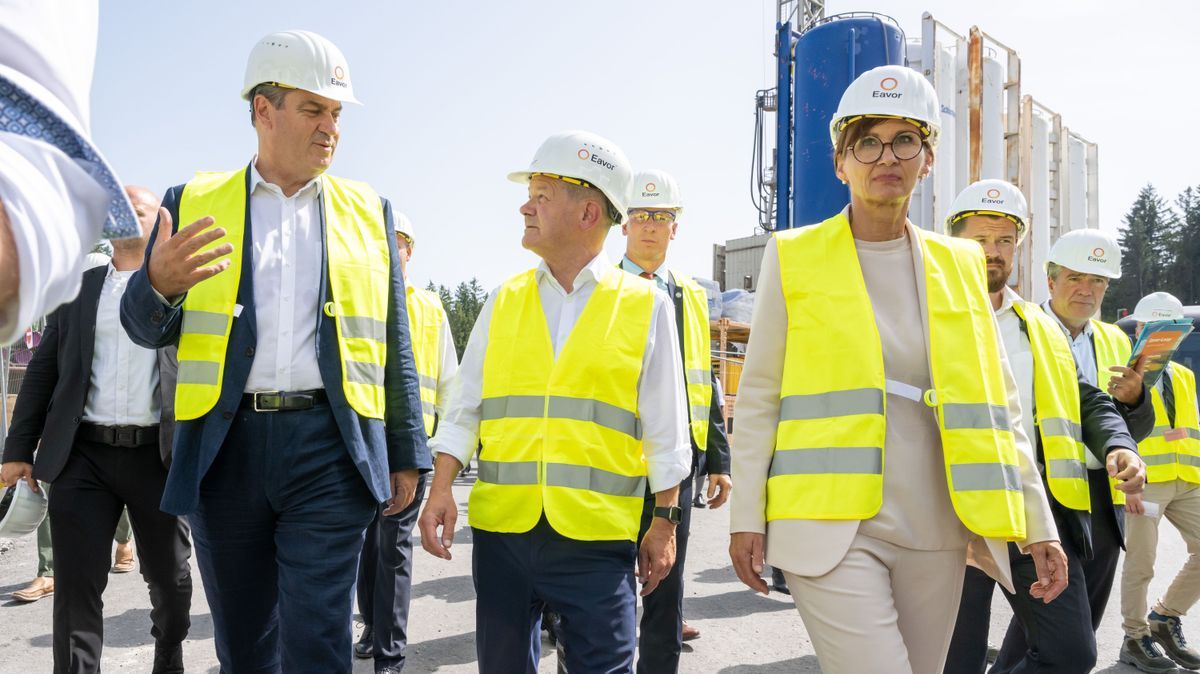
241, 389, 328, 412
78, 422, 159, 448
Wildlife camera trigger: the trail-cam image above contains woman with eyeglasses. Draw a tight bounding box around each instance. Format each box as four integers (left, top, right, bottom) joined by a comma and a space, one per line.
728, 64, 1068, 673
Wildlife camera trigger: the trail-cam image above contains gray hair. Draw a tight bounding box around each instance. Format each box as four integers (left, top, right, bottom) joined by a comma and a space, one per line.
561, 182, 618, 227
1046, 261, 1062, 281
248, 83, 292, 127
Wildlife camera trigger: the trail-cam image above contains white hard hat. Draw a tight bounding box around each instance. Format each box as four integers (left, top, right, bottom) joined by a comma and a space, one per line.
394, 212, 415, 244
0, 481, 48, 538
241, 30, 360, 104
508, 130, 634, 226
629, 169, 683, 215
830, 65, 941, 147
947, 179, 1029, 243
1046, 229, 1122, 279
1130, 292, 1185, 322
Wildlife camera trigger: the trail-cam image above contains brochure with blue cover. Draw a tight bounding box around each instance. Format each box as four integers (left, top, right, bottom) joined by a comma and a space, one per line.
1129, 319, 1195, 389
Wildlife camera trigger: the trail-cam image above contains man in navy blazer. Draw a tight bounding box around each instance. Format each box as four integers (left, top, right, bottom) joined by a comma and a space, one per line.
119, 30, 429, 674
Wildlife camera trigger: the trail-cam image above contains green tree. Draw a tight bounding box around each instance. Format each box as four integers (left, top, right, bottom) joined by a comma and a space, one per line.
1170, 186, 1200, 305
1107, 185, 1176, 319
423, 278, 487, 360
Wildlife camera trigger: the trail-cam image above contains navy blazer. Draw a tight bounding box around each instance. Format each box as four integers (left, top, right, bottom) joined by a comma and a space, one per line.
120, 168, 430, 516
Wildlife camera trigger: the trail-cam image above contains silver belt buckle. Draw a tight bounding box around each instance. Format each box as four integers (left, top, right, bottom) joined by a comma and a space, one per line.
253, 391, 281, 413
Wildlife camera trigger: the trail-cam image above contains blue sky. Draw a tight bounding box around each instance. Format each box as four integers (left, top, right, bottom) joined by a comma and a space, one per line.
91, 1, 1199, 292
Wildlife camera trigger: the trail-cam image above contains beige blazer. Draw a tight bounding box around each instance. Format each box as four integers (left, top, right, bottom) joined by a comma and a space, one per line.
729, 220, 1057, 594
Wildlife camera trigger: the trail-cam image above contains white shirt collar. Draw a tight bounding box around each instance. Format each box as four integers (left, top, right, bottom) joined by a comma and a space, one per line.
996, 287, 1022, 316
536, 251, 615, 295
1041, 299, 1093, 340
248, 156, 323, 199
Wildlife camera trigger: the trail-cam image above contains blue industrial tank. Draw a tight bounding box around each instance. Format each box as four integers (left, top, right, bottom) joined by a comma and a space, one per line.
790, 15, 905, 227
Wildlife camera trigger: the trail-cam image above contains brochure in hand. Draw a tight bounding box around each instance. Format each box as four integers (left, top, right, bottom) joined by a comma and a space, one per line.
1128, 318, 1195, 389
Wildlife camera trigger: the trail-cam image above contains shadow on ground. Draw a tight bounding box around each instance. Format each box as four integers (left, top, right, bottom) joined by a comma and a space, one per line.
29, 610, 214, 648
687, 589, 794, 620
718, 655, 821, 672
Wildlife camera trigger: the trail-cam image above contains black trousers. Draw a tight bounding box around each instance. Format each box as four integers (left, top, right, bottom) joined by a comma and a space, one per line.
635, 464, 695, 674
356, 473, 428, 669
946, 472, 1122, 674
47, 437, 193, 674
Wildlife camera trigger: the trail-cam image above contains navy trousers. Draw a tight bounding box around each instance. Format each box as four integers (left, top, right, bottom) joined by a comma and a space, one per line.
636, 468, 694, 674
473, 517, 638, 674
356, 472, 428, 670
990, 472, 1122, 673
190, 403, 377, 674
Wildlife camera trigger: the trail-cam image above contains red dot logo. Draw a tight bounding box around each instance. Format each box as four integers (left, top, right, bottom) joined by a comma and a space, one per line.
645, 182, 657, 192
1093, 247, 1105, 257
880, 77, 899, 91
577, 148, 590, 160
986, 188, 1001, 199
333, 65, 345, 80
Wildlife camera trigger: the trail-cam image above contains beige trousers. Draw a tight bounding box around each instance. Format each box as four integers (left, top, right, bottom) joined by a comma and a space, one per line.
785, 534, 968, 674
1122, 479, 1200, 638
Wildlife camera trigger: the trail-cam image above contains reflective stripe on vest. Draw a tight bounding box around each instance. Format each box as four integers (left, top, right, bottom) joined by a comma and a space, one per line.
1012, 301, 1091, 511
673, 270, 713, 451
1091, 319, 1134, 504
1139, 364, 1200, 484
469, 266, 654, 542
175, 169, 390, 420
769, 214, 1025, 539
407, 286, 446, 435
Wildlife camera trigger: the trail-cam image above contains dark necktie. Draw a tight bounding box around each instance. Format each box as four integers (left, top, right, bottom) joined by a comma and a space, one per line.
1164, 369, 1177, 428
639, 272, 654, 280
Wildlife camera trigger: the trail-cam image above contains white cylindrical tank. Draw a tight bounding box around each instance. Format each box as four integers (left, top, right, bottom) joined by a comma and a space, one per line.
1067, 135, 1088, 232
981, 53, 1005, 180
1029, 112, 1052, 303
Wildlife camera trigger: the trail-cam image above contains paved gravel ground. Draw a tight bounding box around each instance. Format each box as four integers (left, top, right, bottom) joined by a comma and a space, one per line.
0, 473, 1188, 672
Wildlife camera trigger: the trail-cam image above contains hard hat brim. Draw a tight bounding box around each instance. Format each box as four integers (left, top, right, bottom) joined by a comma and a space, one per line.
241, 82, 362, 106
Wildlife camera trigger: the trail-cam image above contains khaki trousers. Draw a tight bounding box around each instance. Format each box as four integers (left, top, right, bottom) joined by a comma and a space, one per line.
786, 533, 968, 674
1122, 479, 1200, 638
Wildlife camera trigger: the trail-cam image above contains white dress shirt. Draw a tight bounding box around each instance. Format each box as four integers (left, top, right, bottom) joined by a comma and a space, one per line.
1043, 300, 1099, 387
0, 0, 129, 343
431, 252, 692, 493
82, 265, 161, 426
996, 288, 1038, 465
243, 160, 325, 392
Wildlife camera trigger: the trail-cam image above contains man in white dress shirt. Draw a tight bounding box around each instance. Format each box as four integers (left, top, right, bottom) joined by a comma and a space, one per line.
417, 130, 692, 673
2, 186, 192, 674
0, 0, 140, 343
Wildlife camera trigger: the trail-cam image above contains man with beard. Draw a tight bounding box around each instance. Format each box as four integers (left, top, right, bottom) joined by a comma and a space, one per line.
943, 179, 1148, 674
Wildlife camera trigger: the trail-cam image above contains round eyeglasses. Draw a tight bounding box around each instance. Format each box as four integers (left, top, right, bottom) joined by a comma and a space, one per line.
849, 131, 925, 164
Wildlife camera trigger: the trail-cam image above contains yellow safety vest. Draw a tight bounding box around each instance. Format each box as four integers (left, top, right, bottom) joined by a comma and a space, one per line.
1140, 364, 1200, 484
406, 286, 447, 436
1011, 301, 1091, 511
768, 213, 1025, 540
670, 270, 713, 451
175, 168, 391, 420
470, 266, 655, 542
1091, 318, 1134, 504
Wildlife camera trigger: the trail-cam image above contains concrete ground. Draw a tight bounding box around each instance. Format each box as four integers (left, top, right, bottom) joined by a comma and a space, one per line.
0, 473, 1190, 673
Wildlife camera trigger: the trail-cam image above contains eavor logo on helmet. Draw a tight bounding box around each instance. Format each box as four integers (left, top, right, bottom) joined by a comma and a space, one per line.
874, 77, 902, 99
1089, 247, 1107, 263
643, 182, 659, 196
983, 188, 1005, 205
330, 65, 348, 89
578, 148, 591, 161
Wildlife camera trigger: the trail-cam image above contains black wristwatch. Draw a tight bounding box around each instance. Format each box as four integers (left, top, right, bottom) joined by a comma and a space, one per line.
653, 506, 682, 524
